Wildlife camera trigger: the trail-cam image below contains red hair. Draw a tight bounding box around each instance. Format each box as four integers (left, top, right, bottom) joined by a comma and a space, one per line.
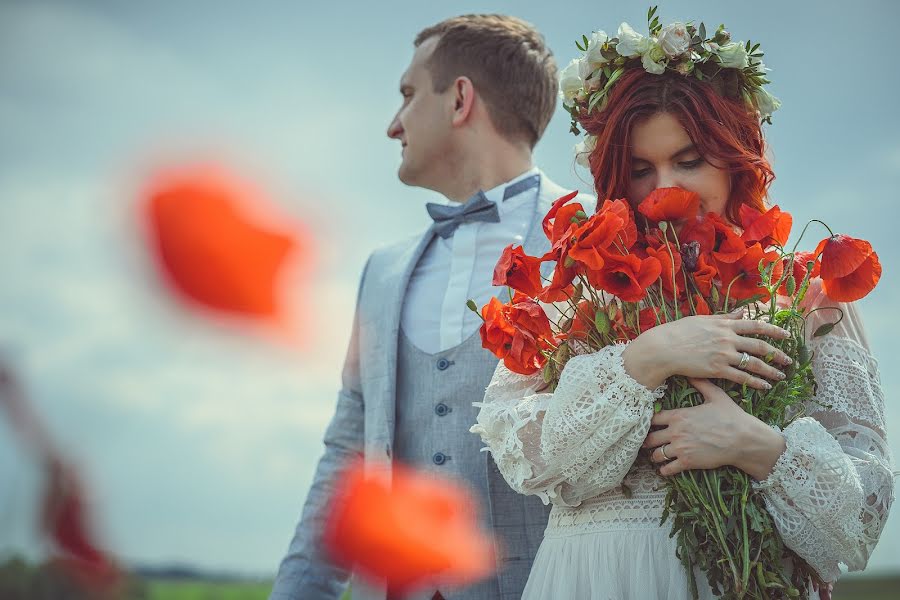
580, 68, 773, 223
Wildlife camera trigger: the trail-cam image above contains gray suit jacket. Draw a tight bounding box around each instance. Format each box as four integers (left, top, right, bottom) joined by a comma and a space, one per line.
271, 173, 595, 600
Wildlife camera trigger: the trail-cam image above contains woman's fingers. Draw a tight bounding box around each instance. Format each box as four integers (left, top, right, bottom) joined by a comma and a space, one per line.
643, 428, 669, 449
658, 458, 686, 477
722, 366, 772, 390
731, 349, 786, 381
732, 319, 790, 340
734, 336, 792, 366
650, 443, 675, 463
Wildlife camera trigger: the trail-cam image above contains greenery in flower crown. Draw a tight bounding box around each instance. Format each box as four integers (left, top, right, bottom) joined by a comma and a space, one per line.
561, 6, 780, 137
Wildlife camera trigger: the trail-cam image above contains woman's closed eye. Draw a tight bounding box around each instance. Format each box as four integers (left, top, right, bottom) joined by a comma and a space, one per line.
678, 157, 704, 170
631, 166, 652, 179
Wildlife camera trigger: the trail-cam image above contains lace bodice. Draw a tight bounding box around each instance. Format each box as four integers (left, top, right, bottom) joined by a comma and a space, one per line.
470, 281, 894, 582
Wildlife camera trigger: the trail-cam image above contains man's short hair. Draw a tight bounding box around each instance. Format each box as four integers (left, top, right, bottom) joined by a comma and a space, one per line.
415, 14, 558, 149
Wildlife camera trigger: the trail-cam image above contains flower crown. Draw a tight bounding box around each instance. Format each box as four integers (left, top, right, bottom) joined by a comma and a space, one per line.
561, 6, 780, 157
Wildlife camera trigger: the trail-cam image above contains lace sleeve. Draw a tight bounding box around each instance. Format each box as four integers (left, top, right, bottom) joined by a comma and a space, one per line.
753, 282, 895, 582
471, 343, 666, 507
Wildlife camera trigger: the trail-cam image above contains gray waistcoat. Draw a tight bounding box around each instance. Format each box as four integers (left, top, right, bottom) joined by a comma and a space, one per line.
396, 326, 555, 600
394, 328, 502, 599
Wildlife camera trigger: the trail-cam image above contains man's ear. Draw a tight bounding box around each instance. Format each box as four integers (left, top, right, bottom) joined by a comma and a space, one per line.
450, 77, 476, 127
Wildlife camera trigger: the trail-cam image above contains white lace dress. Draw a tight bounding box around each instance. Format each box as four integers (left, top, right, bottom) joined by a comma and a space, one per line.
471, 282, 894, 599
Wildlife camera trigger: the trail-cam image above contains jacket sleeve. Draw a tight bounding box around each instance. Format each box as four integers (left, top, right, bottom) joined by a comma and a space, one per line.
269, 259, 370, 600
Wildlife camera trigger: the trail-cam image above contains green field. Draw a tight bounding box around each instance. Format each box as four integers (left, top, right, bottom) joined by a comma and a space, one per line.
139, 576, 897, 599
1, 557, 896, 599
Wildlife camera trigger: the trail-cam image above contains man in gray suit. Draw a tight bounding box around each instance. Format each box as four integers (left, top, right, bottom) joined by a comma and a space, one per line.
271, 14, 594, 600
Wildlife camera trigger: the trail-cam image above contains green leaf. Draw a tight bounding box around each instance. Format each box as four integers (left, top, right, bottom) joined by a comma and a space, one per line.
583, 34, 590, 49
699, 22, 706, 40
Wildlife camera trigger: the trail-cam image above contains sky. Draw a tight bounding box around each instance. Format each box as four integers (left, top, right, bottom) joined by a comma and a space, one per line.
1, 0, 898, 578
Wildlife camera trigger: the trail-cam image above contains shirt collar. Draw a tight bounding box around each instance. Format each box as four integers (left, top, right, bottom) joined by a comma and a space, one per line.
482, 167, 541, 215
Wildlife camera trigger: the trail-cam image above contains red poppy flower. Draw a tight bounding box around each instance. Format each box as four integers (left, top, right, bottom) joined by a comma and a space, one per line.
505, 296, 556, 375
479, 297, 516, 359
709, 215, 749, 264
637, 187, 701, 223
586, 252, 662, 302
541, 191, 584, 247
324, 461, 495, 594
565, 299, 599, 342
679, 215, 716, 253
142, 165, 302, 319
715, 243, 782, 302
691, 253, 719, 297
778, 251, 820, 296
493, 245, 544, 298
479, 294, 555, 374
645, 233, 683, 300
536, 261, 577, 303
681, 293, 712, 316
567, 200, 633, 271
639, 306, 667, 333
739, 204, 793, 248
814, 235, 882, 302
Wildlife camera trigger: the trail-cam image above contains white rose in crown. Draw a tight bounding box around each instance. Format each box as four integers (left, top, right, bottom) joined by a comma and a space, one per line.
584, 30, 610, 68
579, 53, 596, 81
657, 22, 691, 58
717, 42, 749, 68
575, 135, 597, 169
615, 22, 651, 57
754, 88, 781, 119
641, 44, 667, 75
559, 58, 585, 106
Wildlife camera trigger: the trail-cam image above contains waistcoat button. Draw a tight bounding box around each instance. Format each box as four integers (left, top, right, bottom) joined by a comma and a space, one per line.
432, 452, 449, 465
436, 358, 451, 370
434, 402, 451, 416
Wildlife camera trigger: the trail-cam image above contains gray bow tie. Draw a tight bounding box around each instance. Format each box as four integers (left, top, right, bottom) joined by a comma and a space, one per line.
426, 192, 499, 239
425, 174, 541, 239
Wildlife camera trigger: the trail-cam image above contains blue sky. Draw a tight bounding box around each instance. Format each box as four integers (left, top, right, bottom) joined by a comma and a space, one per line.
1, 0, 898, 577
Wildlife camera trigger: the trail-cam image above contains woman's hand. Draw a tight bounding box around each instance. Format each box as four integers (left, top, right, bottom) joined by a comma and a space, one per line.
622, 310, 792, 391
643, 378, 787, 479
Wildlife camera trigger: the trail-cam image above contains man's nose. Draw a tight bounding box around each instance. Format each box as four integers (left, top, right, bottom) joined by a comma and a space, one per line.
387, 116, 402, 139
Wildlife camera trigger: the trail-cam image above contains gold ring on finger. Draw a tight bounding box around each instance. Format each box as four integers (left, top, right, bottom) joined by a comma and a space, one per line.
660, 444, 671, 461
737, 351, 750, 370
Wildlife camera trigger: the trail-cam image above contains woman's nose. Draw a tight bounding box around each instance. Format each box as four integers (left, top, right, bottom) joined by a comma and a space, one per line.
655, 168, 678, 190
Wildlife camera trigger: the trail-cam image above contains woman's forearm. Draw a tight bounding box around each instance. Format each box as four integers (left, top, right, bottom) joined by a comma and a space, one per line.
731, 415, 787, 480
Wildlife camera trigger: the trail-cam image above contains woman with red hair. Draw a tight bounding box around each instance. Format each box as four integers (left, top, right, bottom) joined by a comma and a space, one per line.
472, 14, 892, 600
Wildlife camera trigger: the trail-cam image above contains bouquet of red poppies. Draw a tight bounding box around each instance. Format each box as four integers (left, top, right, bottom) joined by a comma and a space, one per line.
470, 188, 881, 599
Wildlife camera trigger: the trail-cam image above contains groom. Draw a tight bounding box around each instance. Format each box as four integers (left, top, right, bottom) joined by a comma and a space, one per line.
271, 14, 594, 600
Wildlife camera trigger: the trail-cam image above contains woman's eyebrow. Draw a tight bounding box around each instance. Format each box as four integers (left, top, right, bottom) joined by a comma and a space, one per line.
670, 143, 697, 160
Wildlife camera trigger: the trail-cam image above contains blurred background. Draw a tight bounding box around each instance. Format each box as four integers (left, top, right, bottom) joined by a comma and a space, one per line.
1, 0, 897, 597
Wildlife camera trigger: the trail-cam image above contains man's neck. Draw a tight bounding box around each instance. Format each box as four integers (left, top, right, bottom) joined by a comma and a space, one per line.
441, 145, 534, 203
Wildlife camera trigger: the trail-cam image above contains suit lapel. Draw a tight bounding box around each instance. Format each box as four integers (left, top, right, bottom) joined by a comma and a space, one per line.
370, 225, 436, 441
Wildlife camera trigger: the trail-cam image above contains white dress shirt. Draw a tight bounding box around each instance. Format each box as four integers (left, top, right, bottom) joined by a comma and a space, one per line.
401, 168, 541, 354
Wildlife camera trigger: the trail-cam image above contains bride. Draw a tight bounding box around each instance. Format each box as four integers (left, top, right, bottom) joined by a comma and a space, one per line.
471, 13, 894, 599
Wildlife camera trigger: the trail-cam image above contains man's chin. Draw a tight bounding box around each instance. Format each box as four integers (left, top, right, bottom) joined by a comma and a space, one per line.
397, 163, 418, 186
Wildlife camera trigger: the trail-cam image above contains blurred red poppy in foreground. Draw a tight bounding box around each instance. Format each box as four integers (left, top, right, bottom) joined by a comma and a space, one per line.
141, 164, 304, 320
324, 461, 496, 594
